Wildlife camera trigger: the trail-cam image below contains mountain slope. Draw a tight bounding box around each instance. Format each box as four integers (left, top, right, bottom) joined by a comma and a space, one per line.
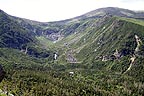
75, 17, 144, 61
0, 10, 35, 49
0, 7, 144, 96
83, 7, 144, 19
0, 9, 55, 59
54, 13, 144, 81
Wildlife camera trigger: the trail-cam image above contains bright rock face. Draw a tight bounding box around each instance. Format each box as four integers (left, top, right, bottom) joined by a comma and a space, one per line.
54, 53, 58, 60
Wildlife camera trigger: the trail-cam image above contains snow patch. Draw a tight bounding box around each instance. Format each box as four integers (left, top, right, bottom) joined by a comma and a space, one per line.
54, 53, 58, 60
135, 35, 142, 53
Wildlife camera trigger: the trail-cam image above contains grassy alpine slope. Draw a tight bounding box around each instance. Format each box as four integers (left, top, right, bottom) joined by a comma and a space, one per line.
0, 7, 144, 95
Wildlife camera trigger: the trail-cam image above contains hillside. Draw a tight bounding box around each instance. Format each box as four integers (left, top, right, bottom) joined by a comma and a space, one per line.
0, 10, 55, 58
83, 7, 144, 19
0, 7, 144, 95
0, 9, 34, 49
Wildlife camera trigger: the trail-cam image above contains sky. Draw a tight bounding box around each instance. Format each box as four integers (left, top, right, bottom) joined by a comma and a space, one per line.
0, 0, 144, 22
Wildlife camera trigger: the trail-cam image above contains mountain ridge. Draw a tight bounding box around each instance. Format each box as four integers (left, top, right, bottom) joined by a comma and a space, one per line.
0, 7, 144, 95
0, 7, 144, 58
47, 7, 144, 24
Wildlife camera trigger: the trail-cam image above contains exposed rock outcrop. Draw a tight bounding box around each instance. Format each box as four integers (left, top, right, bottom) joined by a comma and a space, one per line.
113, 49, 121, 60
123, 35, 142, 74
134, 35, 142, 54
66, 49, 77, 63
123, 55, 136, 74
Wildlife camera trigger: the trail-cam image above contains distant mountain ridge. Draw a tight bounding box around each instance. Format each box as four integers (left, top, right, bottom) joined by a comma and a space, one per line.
83, 7, 144, 18
54, 7, 144, 24
0, 7, 144, 57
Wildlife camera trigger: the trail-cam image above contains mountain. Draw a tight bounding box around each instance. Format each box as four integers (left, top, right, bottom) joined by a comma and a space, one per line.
0, 9, 34, 48
83, 7, 144, 19
0, 7, 144, 95
0, 10, 54, 58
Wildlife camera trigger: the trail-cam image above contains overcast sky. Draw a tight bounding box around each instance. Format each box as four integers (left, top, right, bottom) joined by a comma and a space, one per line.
0, 0, 144, 22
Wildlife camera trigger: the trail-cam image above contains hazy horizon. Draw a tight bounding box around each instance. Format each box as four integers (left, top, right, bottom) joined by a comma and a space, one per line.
0, 0, 144, 22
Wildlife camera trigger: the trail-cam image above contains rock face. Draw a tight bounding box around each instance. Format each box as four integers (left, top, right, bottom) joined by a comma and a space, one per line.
0, 65, 5, 82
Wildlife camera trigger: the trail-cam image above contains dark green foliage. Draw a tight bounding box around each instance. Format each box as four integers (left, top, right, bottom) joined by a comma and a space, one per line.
63, 23, 81, 35
0, 12, 35, 49
126, 57, 144, 82
138, 44, 144, 56
0, 64, 5, 82
0, 11, 55, 59
0, 8, 144, 96
1, 64, 144, 96
26, 46, 53, 58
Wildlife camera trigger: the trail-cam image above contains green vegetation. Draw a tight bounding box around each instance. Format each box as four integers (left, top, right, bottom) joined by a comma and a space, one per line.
0, 56, 144, 95
118, 17, 144, 26
0, 7, 144, 96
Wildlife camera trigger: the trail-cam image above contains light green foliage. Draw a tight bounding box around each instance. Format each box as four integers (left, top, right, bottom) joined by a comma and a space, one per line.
119, 17, 144, 26
36, 36, 55, 49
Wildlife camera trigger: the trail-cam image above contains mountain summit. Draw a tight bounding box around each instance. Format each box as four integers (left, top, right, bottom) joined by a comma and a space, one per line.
83, 7, 144, 19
